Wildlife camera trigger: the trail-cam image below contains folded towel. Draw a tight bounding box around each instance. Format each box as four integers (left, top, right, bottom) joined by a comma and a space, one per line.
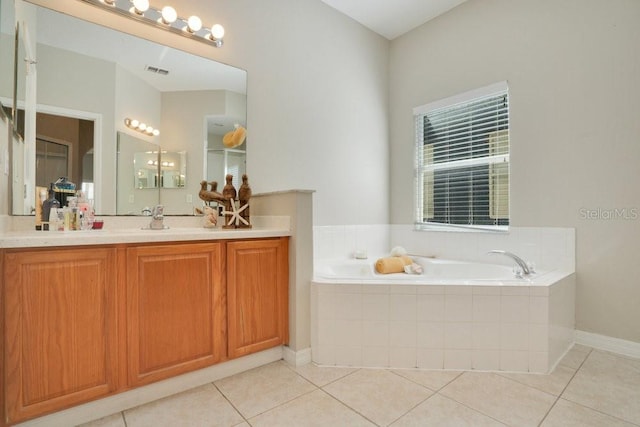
375, 256, 413, 274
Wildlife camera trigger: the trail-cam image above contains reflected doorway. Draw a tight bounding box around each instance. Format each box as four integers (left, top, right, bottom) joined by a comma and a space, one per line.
36, 112, 94, 198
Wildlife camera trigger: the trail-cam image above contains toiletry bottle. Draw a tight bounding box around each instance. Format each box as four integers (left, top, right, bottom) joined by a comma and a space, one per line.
63, 207, 71, 231
35, 187, 47, 230
42, 184, 61, 231
48, 208, 59, 231
76, 190, 94, 230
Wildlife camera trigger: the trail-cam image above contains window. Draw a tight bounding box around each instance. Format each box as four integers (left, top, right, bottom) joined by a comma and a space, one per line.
414, 82, 509, 231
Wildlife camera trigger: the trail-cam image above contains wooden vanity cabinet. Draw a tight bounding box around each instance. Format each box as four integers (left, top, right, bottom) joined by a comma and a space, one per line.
227, 237, 289, 358
2, 247, 118, 424
125, 242, 226, 387
1, 236, 289, 425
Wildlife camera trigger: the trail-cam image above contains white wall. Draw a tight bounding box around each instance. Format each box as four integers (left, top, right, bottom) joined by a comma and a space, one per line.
389, 0, 640, 344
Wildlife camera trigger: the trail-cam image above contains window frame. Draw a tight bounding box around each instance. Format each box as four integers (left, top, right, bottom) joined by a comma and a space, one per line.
413, 82, 510, 233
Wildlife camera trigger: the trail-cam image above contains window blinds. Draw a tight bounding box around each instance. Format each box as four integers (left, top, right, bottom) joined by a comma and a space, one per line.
414, 82, 509, 230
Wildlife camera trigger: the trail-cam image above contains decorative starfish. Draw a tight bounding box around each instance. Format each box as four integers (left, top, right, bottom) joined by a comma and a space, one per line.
222, 200, 249, 226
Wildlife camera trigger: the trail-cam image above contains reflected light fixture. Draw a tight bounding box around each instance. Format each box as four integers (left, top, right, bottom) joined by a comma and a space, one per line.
81, 0, 225, 47
125, 117, 160, 137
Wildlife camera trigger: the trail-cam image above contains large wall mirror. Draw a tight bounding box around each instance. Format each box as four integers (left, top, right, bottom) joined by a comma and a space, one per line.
1, 0, 247, 216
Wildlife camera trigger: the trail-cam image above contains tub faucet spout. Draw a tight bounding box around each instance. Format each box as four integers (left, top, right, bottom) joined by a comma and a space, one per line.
488, 250, 532, 275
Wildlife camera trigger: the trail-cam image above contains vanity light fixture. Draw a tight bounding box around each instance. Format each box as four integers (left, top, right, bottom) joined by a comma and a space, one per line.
80, 0, 225, 47
186, 15, 202, 33
130, 0, 149, 15
124, 117, 160, 137
159, 6, 177, 25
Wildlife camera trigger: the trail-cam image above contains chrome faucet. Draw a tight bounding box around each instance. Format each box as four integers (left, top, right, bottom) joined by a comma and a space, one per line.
488, 250, 532, 276
148, 205, 167, 230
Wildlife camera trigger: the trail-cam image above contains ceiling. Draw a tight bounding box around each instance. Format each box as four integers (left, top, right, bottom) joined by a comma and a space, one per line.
320, 0, 468, 40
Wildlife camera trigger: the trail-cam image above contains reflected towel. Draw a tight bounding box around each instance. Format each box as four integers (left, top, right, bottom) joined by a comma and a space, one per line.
223, 125, 247, 148
375, 256, 413, 274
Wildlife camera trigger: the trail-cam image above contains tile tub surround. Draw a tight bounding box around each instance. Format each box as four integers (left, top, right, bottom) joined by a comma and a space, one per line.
313, 225, 575, 274
311, 273, 575, 373
311, 225, 576, 372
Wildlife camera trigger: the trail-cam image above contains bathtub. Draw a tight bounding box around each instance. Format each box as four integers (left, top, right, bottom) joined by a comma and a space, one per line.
314, 256, 540, 284
311, 256, 576, 374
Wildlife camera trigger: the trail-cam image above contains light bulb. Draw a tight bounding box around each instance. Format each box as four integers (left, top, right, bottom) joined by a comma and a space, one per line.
186, 15, 202, 33
138, 123, 147, 131
210, 24, 225, 40
160, 6, 177, 24
131, 0, 149, 14
152, 129, 160, 136
146, 126, 154, 134
130, 119, 139, 128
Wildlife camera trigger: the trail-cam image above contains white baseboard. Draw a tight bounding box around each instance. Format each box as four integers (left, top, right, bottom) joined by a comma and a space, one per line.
283, 346, 312, 367
16, 347, 284, 427
575, 330, 640, 359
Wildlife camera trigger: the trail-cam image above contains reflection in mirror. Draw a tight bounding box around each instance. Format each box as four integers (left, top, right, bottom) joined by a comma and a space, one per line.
116, 131, 159, 215
6, 1, 247, 215
0, 0, 15, 122
128, 149, 186, 190
206, 118, 246, 189
36, 111, 95, 196
159, 151, 186, 188
133, 151, 158, 190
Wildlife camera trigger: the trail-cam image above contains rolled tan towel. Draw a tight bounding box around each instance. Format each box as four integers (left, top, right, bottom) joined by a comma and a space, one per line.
375, 256, 413, 274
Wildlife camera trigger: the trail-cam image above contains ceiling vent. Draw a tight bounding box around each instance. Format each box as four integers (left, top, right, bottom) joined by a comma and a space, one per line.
145, 65, 169, 75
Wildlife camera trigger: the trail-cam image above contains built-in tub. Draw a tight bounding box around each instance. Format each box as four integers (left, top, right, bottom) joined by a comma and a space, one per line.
311, 256, 576, 374
315, 257, 544, 284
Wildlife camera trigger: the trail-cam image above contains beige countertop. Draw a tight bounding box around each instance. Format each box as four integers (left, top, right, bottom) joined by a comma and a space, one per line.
0, 215, 291, 249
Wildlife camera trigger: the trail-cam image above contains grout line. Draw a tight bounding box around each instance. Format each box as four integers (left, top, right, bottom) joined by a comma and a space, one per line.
213, 365, 321, 423
433, 391, 506, 426
317, 388, 380, 426
537, 347, 593, 426
433, 372, 508, 425
121, 411, 128, 427
212, 381, 251, 425
386, 392, 432, 426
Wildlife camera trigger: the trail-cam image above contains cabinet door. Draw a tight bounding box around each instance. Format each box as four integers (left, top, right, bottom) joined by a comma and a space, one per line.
227, 238, 289, 358
126, 242, 225, 387
3, 247, 118, 424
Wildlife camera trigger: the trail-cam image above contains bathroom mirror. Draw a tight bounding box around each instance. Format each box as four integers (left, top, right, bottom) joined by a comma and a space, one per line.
5, 0, 247, 215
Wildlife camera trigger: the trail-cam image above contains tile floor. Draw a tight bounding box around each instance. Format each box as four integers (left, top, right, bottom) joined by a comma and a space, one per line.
80, 345, 640, 427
